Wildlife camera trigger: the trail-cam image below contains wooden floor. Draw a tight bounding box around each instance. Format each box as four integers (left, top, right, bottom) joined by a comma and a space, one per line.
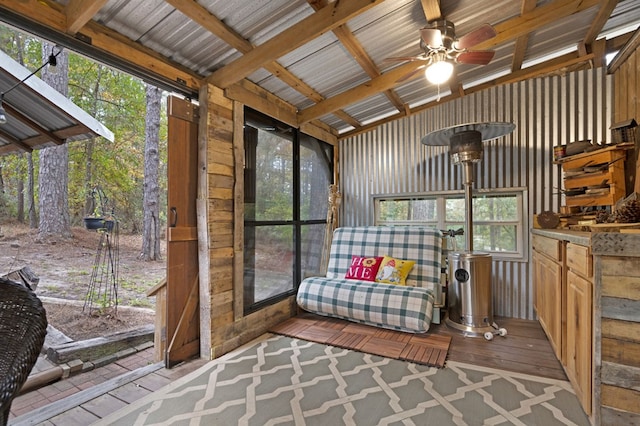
431, 316, 567, 380
10, 315, 565, 424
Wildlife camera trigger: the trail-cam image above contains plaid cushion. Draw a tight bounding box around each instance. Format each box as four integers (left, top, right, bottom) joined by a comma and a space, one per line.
326, 226, 442, 291
297, 277, 434, 333
297, 226, 442, 333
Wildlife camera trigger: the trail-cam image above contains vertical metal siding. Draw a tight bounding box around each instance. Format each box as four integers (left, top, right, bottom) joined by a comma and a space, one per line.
339, 68, 611, 319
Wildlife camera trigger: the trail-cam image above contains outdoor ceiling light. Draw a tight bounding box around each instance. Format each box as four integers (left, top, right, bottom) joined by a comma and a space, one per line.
0, 96, 7, 125
47, 51, 58, 74
0, 46, 62, 125
425, 53, 453, 85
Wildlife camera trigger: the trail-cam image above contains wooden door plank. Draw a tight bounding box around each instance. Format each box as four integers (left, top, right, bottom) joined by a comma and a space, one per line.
166, 95, 200, 366
167, 274, 200, 355
168, 226, 198, 242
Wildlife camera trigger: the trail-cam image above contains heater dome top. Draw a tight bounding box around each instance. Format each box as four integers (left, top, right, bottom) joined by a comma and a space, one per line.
421, 122, 515, 146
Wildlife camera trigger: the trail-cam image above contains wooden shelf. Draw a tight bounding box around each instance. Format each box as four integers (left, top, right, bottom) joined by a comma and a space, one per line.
559, 146, 628, 209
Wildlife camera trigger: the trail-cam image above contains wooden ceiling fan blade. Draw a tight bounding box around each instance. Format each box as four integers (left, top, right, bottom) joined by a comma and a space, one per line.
457, 50, 495, 65
421, 28, 443, 48
397, 65, 426, 82
456, 24, 496, 49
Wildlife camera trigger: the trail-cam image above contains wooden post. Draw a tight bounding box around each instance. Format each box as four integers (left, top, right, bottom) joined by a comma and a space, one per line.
319, 184, 341, 276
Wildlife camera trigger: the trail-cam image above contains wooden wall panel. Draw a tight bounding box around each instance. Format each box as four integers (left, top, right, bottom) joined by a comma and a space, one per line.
611, 33, 640, 193
613, 45, 639, 123
593, 233, 640, 425
198, 83, 298, 360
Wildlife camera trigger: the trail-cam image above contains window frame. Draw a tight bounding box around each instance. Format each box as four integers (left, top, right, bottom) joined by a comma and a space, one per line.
373, 188, 528, 261
243, 107, 333, 314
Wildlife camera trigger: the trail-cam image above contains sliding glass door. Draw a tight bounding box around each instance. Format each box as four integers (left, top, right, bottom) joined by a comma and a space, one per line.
243, 108, 332, 313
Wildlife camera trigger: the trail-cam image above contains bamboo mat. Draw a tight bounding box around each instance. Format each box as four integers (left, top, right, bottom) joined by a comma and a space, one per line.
270, 313, 451, 368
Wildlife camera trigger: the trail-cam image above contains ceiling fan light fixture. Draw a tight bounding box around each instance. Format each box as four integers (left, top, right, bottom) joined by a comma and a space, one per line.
425, 57, 453, 85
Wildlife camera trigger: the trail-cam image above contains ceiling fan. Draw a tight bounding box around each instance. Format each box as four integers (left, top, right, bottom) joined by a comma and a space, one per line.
386, 20, 497, 85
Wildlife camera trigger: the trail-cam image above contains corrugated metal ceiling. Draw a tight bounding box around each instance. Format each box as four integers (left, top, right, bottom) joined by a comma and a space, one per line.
1, 0, 639, 139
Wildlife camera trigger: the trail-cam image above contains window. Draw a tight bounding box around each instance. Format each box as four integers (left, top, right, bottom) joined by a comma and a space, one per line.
243, 108, 333, 313
374, 189, 527, 260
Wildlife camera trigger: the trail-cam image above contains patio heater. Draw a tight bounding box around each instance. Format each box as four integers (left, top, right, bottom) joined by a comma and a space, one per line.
422, 122, 515, 339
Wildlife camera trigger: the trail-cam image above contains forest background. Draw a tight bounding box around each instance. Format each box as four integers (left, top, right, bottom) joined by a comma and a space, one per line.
0, 25, 166, 258
0, 25, 167, 336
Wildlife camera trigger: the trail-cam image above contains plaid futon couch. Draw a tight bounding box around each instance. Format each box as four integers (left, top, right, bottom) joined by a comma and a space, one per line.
297, 226, 442, 333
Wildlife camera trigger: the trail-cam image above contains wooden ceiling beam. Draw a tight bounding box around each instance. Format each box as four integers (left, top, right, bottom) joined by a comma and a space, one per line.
64, 0, 108, 34
298, 0, 602, 124
590, 38, 607, 68
0, 0, 65, 29
499, 51, 595, 84
165, 0, 252, 53
298, 60, 420, 124
169, 0, 361, 129
511, 0, 538, 72
207, 0, 385, 88
0, 0, 202, 92
478, 0, 600, 50
447, 71, 465, 98
608, 28, 640, 72
225, 79, 337, 143
421, 0, 442, 23
606, 31, 634, 53
331, 24, 405, 112
0, 131, 33, 154
578, 0, 619, 68
308, 1, 405, 115
79, 21, 202, 90
582, 0, 619, 45
2, 103, 65, 145
340, 51, 597, 140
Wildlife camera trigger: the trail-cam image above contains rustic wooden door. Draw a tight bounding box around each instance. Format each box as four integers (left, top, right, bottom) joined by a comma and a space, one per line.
165, 96, 200, 367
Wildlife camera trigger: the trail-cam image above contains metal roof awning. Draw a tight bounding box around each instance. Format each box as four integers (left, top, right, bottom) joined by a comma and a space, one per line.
0, 49, 114, 156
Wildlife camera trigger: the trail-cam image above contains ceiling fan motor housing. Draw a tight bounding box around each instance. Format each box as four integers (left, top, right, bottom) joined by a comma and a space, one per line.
421, 20, 456, 51
450, 130, 483, 164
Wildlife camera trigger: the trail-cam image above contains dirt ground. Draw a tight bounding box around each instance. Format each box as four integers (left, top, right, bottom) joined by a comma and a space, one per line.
0, 221, 164, 341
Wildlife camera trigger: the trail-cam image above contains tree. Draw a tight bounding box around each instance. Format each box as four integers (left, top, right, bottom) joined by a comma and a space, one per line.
141, 84, 162, 260
38, 43, 72, 239
0, 25, 165, 235
27, 153, 37, 228
66, 57, 148, 230
15, 154, 24, 222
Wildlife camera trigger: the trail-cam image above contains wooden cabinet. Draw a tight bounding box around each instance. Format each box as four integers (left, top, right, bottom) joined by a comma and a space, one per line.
557, 146, 627, 209
565, 242, 594, 416
566, 269, 593, 415
531, 233, 594, 417
532, 250, 563, 359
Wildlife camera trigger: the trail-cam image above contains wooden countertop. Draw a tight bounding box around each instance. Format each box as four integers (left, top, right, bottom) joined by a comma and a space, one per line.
532, 228, 640, 255
531, 228, 592, 246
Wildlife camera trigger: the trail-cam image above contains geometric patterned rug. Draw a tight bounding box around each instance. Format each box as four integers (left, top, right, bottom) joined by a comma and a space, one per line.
270, 314, 451, 368
93, 334, 590, 426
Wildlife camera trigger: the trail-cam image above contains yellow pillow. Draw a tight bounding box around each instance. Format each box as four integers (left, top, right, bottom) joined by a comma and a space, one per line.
375, 255, 415, 285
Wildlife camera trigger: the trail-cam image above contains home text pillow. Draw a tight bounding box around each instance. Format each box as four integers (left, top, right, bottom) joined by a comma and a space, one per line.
375, 255, 416, 285
345, 255, 384, 282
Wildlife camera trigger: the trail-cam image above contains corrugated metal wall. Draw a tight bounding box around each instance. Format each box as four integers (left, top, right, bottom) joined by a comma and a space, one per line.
339, 68, 612, 319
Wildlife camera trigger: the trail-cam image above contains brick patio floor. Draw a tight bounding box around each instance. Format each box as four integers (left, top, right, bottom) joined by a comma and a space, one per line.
9, 347, 209, 425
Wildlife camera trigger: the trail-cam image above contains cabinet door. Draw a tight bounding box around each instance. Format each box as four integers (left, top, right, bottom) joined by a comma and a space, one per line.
566, 269, 592, 415
533, 250, 562, 359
